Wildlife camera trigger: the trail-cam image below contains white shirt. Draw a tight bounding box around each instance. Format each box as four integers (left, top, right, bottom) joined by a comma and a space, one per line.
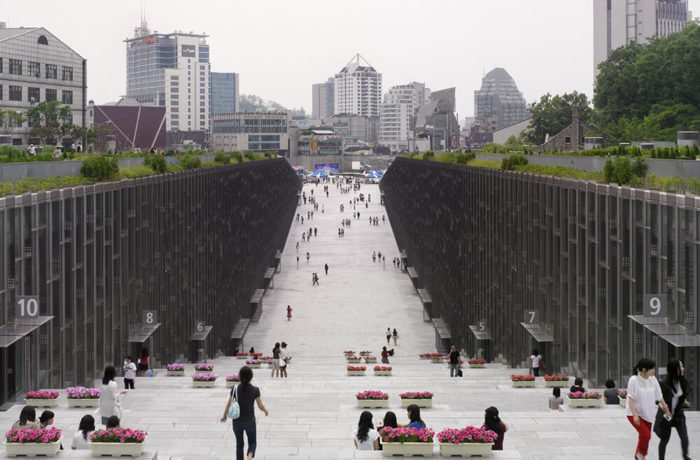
99, 380, 119, 417
123, 362, 137, 379
530, 354, 542, 368
355, 429, 380, 450
626, 374, 663, 422
71, 431, 91, 450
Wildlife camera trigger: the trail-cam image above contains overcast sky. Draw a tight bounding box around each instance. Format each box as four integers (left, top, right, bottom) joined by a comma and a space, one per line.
4, 0, 699, 118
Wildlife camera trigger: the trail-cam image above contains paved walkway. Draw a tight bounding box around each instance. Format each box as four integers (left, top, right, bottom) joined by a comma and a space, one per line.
1, 181, 698, 459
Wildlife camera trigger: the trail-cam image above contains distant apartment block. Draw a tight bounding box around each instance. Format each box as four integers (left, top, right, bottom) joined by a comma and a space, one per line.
333, 54, 382, 118
593, 0, 690, 74
474, 67, 529, 132
211, 112, 289, 155
125, 20, 210, 133
211, 72, 239, 115
312, 78, 334, 119
0, 23, 86, 146
380, 82, 431, 152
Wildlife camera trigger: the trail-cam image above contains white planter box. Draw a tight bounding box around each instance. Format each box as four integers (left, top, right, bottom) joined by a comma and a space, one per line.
237, 355, 249, 360
620, 398, 627, 408
383, 442, 434, 457
194, 368, 214, 373
511, 380, 535, 388
89, 440, 146, 457
568, 398, 602, 408
374, 370, 392, 376
225, 380, 239, 388
246, 363, 261, 368
167, 369, 185, 376
347, 360, 363, 364
356, 399, 389, 409
468, 363, 485, 368
364, 358, 377, 363
347, 371, 366, 376
544, 380, 569, 387
440, 442, 493, 457
400, 398, 433, 408
68, 398, 100, 408
25, 398, 59, 407
4, 438, 62, 457
192, 380, 217, 388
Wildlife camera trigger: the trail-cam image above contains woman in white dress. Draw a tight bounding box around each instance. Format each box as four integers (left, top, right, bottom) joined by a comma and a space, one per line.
99, 366, 126, 426
71, 415, 94, 450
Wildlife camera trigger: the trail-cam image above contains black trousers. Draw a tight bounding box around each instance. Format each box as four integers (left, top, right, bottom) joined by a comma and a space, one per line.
657, 414, 690, 460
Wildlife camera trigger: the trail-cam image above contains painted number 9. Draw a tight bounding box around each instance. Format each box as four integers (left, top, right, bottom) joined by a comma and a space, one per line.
649, 297, 661, 316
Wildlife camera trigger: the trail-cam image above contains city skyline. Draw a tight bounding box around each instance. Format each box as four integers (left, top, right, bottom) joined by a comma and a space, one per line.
3, 0, 699, 119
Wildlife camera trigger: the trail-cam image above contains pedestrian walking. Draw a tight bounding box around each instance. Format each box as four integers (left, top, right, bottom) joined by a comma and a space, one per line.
271, 343, 281, 378
324, 263, 329, 275
447, 344, 460, 377
137, 348, 149, 375
306, 252, 310, 263
296, 242, 299, 252
286, 305, 292, 321
302, 233, 306, 242
627, 358, 672, 460
385, 328, 391, 345
655, 358, 690, 460
312, 273, 319, 285
381, 346, 391, 364
122, 357, 136, 389
99, 366, 126, 426
314, 227, 317, 237
280, 342, 290, 378
373, 251, 377, 263
392, 329, 398, 346
529, 349, 543, 376
220, 366, 269, 460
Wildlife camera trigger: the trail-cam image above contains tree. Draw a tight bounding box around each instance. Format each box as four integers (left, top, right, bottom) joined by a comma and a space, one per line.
521, 92, 593, 145
0, 110, 27, 136
26, 101, 73, 144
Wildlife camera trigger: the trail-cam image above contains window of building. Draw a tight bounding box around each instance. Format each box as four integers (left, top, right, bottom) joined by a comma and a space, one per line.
46, 64, 57, 79
9, 59, 22, 75
565, 136, 571, 145
62, 66, 73, 81
46, 88, 57, 102
62, 90, 73, 104
0, 57, 3, 73
28, 61, 40, 77
0, 85, 3, 100
28, 87, 40, 103
9, 85, 22, 101
37, 35, 48, 45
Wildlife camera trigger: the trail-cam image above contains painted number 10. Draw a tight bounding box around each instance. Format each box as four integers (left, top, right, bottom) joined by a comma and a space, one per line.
17, 296, 39, 318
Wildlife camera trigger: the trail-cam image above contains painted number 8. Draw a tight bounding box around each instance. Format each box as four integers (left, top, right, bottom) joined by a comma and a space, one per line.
145, 312, 154, 324
649, 297, 661, 315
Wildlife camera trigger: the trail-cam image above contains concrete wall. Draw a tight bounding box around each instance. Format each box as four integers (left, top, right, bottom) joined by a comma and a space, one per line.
0, 155, 216, 182
475, 153, 700, 180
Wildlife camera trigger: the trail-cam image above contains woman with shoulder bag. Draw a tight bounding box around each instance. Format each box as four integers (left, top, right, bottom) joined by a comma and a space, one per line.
655, 359, 691, 460
221, 366, 269, 460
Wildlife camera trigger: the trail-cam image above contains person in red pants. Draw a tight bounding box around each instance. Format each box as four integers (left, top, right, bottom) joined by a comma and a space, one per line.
286, 305, 292, 321
625, 358, 672, 460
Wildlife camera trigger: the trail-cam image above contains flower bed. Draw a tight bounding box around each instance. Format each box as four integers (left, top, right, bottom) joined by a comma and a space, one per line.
194, 363, 213, 372
511, 374, 536, 387
374, 365, 392, 376
356, 390, 389, 408
420, 352, 442, 360
619, 389, 627, 408
225, 374, 240, 388
568, 391, 602, 408
250, 352, 263, 358
544, 374, 570, 387
431, 355, 445, 363
346, 356, 362, 363
364, 356, 377, 363
399, 391, 433, 408
359, 350, 372, 356
89, 428, 147, 457
66, 387, 101, 408
468, 358, 485, 368
25, 391, 60, 407
347, 365, 366, 376
166, 363, 185, 376
192, 373, 218, 388
5, 427, 62, 457
343, 350, 355, 357
245, 359, 261, 368
437, 426, 497, 457
260, 356, 274, 366
236, 352, 249, 359
379, 427, 434, 457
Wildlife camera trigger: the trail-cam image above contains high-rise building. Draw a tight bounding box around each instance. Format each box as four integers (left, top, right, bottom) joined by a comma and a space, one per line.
380, 82, 431, 152
474, 68, 529, 132
593, 0, 690, 74
312, 78, 334, 119
211, 72, 239, 115
414, 88, 460, 151
333, 54, 382, 117
125, 19, 210, 133
0, 23, 86, 146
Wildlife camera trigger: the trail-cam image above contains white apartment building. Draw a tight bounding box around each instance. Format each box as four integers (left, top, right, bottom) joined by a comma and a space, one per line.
125, 21, 210, 133
312, 78, 334, 119
0, 24, 86, 146
333, 54, 382, 118
379, 82, 430, 152
593, 0, 690, 75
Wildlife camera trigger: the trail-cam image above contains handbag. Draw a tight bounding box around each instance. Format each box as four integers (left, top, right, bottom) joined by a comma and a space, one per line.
279, 358, 287, 368
227, 385, 240, 420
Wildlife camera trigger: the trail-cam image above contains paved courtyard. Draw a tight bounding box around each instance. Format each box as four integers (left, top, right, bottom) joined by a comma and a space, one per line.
1, 181, 698, 459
